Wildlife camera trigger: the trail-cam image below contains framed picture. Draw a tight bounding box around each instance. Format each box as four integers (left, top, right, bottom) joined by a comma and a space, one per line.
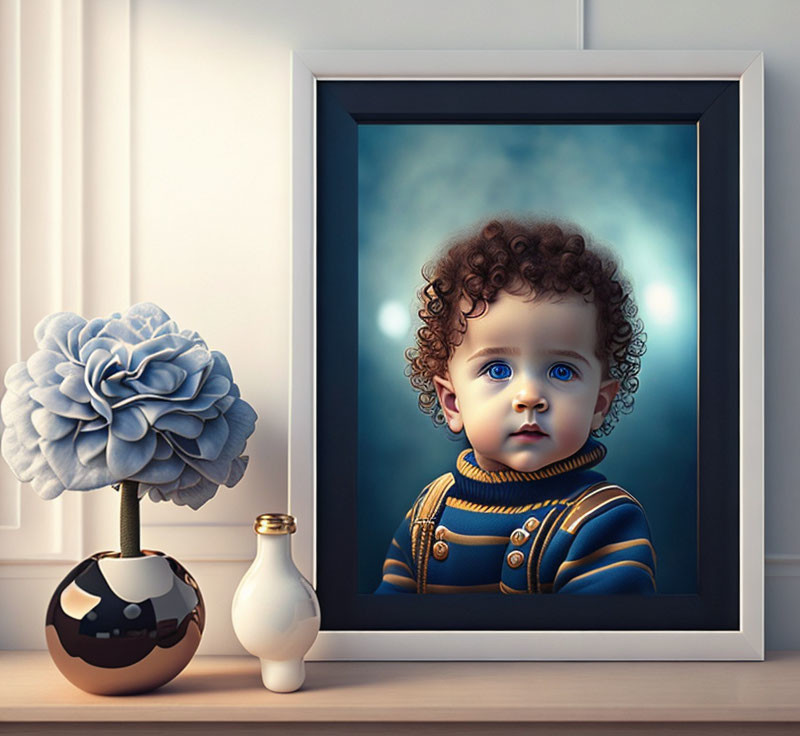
290, 51, 763, 660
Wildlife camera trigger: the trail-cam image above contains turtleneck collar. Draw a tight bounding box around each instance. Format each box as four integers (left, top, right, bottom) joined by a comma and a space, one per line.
452, 438, 607, 505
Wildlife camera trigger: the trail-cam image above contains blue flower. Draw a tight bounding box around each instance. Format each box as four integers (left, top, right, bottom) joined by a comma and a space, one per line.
1, 303, 257, 509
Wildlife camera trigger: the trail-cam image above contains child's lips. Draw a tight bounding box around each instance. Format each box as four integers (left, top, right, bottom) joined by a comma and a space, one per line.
510, 424, 549, 442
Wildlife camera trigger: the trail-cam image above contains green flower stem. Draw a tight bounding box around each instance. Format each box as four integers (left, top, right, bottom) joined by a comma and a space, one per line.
120, 480, 141, 558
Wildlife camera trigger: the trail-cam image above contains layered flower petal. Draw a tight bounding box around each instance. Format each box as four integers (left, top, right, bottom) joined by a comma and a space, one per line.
225, 456, 248, 487
110, 407, 149, 441
176, 398, 257, 484
59, 374, 91, 403
153, 413, 204, 438
34, 312, 86, 357
141, 466, 220, 510
31, 408, 77, 441
1, 385, 40, 449
2, 427, 65, 499
128, 452, 185, 484
106, 431, 157, 479
195, 415, 230, 462
28, 386, 97, 420
153, 435, 173, 460
128, 361, 187, 395
0, 302, 257, 507
5, 362, 35, 394
27, 351, 63, 386
40, 434, 114, 490
75, 430, 108, 465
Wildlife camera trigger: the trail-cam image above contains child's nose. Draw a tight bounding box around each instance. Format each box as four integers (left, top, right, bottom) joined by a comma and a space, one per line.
511, 385, 549, 414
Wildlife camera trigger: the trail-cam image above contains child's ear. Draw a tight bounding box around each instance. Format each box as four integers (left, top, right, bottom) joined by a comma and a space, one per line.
591, 379, 620, 431
433, 374, 463, 433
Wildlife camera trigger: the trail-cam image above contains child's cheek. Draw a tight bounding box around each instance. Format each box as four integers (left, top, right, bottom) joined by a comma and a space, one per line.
463, 400, 504, 454
557, 396, 597, 449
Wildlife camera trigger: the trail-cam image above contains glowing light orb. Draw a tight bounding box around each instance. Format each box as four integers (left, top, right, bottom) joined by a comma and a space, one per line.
644, 282, 678, 325
377, 301, 410, 339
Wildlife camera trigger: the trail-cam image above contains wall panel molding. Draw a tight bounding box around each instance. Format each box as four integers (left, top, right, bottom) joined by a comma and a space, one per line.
0, 0, 22, 533
141, 524, 254, 562
62, 0, 84, 316
82, 0, 131, 317
0, 0, 83, 563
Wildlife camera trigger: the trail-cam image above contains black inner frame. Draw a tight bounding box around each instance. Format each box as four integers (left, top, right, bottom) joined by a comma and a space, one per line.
316, 81, 739, 631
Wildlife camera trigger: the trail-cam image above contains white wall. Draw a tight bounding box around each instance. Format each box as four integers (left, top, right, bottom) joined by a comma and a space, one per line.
0, 0, 795, 653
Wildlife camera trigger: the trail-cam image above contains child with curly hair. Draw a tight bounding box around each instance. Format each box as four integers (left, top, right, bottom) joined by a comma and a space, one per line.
376, 218, 656, 595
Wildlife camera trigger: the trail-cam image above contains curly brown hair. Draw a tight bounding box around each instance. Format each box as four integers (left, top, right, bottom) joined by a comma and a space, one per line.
405, 218, 646, 436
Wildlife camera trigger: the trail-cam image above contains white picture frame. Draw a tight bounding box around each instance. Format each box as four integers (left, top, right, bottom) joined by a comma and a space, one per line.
289, 50, 764, 661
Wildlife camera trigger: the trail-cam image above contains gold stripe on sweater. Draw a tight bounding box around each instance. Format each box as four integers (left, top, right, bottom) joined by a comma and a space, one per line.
445, 496, 571, 515
561, 484, 639, 534
555, 538, 657, 580
383, 558, 414, 576
381, 573, 416, 590
456, 444, 605, 485
437, 528, 509, 546
565, 560, 655, 588
499, 581, 526, 595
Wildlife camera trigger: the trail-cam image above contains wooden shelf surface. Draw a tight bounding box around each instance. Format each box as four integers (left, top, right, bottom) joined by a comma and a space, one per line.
2, 651, 800, 725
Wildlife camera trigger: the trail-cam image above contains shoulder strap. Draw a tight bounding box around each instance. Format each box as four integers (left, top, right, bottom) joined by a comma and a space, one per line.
528, 482, 636, 593
560, 482, 638, 535
410, 472, 455, 594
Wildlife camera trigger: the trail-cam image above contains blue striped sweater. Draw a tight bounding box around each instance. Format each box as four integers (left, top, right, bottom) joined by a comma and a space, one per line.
375, 440, 656, 595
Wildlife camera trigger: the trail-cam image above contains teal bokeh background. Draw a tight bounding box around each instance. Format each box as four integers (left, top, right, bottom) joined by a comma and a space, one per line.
357, 124, 697, 594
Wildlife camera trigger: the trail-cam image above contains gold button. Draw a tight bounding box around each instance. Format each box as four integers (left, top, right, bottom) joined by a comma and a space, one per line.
432, 541, 449, 561
506, 550, 525, 569
510, 528, 530, 546
524, 517, 540, 533
434, 525, 448, 541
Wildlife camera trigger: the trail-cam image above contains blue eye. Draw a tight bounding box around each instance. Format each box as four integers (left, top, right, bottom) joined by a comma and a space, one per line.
485, 362, 512, 380
549, 363, 575, 382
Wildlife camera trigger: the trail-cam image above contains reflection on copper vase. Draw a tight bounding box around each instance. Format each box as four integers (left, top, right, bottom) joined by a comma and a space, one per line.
46, 550, 204, 695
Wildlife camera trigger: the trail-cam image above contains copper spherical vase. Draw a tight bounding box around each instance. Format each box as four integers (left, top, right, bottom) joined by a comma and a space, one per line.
45, 550, 205, 695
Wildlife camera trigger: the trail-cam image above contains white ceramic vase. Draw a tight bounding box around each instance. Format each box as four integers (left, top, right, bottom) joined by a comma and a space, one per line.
231, 513, 320, 692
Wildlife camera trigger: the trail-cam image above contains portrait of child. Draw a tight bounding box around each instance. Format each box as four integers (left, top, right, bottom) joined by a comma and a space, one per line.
375, 217, 655, 595
356, 123, 698, 598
